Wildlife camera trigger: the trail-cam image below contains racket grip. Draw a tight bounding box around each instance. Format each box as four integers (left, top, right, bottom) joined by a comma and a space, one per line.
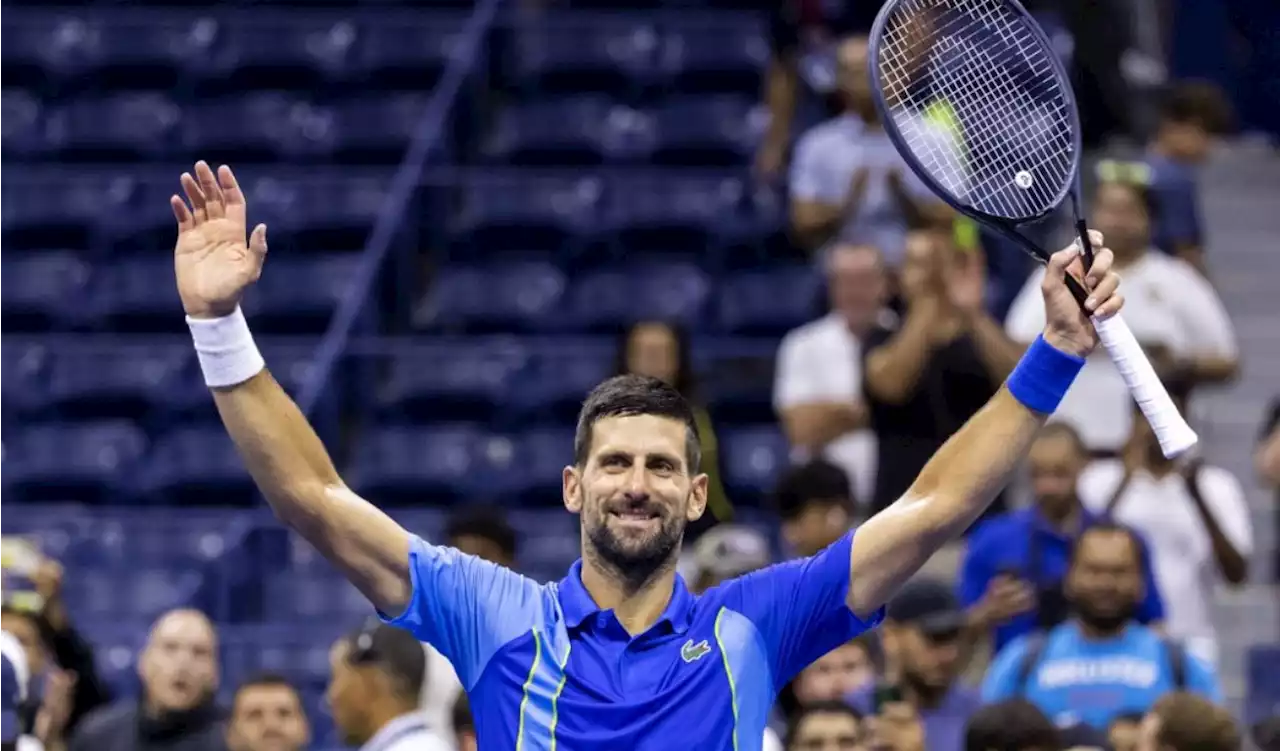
1092, 314, 1198, 458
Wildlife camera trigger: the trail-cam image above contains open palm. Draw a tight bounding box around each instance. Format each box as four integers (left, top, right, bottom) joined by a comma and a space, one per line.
172, 161, 268, 319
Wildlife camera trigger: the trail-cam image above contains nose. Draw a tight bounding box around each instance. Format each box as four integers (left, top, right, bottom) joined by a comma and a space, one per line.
623, 464, 649, 499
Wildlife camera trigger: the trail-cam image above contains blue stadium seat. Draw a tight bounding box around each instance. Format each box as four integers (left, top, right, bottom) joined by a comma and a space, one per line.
89, 257, 186, 333
45, 343, 191, 421
185, 94, 338, 163
0, 252, 92, 331
217, 16, 361, 90
263, 572, 372, 623
422, 263, 567, 333
506, 427, 576, 504
717, 266, 821, 335
510, 338, 614, 424
601, 173, 744, 256
1, 171, 109, 244
565, 264, 710, 332
651, 97, 758, 167
138, 426, 256, 504
235, 169, 390, 248
334, 94, 434, 163
222, 625, 340, 691
720, 425, 788, 505
166, 340, 318, 422
508, 509, 580, 579
361, 14, 470, 88
483, 97, 611, 166
2, 13, 198, 89
695, 337, 779, 425
54, 93, 184, 161
450, 172, 603, 255
377, 340, 529, 423
79, 510, 235, 568
1246, 644, 1280, 724
242, 255, 362, 334
1, 340, 54, 417
509, 14, 661, 97
5, 421, 148, 502
658, 15, 769, 96
66, 567, 196, 620
2, 90, 49, 158
347, 424, 484, 504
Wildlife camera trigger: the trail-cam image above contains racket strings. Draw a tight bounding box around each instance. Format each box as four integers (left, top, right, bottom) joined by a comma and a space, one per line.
876, 0, 1076, 220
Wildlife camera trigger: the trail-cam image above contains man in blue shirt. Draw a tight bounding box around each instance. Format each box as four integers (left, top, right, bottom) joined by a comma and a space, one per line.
982, 524, 1221, 730
959, 423, 1165, 653
170, 160, 1126, 750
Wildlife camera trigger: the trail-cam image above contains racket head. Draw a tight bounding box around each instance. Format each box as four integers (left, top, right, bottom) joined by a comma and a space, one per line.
868, 0, 1085, 232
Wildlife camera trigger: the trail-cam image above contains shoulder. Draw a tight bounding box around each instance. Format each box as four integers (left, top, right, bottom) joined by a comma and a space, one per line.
795, 119, 847, 157
780, 315, 845, 351
74, 701, 137, 739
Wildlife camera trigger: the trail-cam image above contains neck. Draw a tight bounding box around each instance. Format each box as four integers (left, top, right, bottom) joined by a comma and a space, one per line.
364, 701, 418, 745
1075, 618, 1127, 641
580, 548, 678, 635
902, 677, 949, 711
1039, 500, 1081, 533
1150, 134, 1181, 161
1112, 249, 1145, 270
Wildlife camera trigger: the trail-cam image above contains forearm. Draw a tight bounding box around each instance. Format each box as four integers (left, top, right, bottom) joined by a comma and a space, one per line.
763, 58, 797, 150
865, 307, 937, 403
1186, 491, 1248, 584
781, 402, 867, 450
967, 311, 1023, 382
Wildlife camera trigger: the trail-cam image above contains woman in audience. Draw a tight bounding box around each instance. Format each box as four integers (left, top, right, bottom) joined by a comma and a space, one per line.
615, 321, 732, 536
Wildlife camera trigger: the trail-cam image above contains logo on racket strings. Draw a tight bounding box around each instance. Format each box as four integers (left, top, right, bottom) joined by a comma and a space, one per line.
1014, 170, 1034, 189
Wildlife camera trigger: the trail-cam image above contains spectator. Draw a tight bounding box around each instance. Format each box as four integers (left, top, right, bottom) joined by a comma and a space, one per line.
1005, 178, 1239, 453
1079, 396, 1252, 667
1256, 397, 1280, 581
784, 700, 866, 751
756, 2, 881, 180
616, 320, 731, 537
962, 700, 1060, 751
792, 636, 879, 707
1143, 82, 1234, 272
788, 36, 949, 260
774, 243, 888, 507
451, 694, 476, 751
327, 621, 450, 751
982, 524, 1222, 729
688, 525, 772, 594
849, 579, 982, 751
1107, 712, 1145, 751
3, 630, 29, 751
1137, 691, 1240, 751
959, 424, 1166, 654
70, 608, 223, 751
1250, 715, 1280, 751
420, 508, 518, 746
225, 674, 309, 751
863, 229, 1020, 516
773, 460, 856, 559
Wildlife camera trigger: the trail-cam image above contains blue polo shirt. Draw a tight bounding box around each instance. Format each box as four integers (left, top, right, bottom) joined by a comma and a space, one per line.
958, 509, 1165, 652
1144, 152, 1203, 256
381, 531, 882, 750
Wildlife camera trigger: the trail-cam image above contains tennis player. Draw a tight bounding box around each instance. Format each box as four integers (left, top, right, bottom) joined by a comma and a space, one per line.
172, 161, 1123, 750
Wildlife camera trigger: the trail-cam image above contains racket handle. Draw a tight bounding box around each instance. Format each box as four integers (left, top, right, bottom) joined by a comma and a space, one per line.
1092, 314, 1198, 458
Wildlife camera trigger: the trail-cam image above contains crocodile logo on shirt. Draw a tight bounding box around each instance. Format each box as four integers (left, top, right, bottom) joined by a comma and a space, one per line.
681, 639, 713, 663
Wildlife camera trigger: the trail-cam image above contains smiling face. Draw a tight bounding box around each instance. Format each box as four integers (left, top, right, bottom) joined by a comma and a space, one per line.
564, 413, 708, 579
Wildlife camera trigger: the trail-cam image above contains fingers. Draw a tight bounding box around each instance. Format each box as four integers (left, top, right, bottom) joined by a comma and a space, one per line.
170, 195, 194, 231
1044, 242, 1082, 282
194, 161, 225, 219
180, 172, 205, 222
249, 224, 268, 257
218, 164, 246, 208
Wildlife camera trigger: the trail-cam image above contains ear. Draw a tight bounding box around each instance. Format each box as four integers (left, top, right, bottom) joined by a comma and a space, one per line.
780, 518, 800, 550
687, 473, 709, 522
563, 465, 583, 513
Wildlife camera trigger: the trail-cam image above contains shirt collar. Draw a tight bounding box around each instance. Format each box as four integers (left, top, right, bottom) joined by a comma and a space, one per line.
361, 712, 430, 751
557, 560, 695, 635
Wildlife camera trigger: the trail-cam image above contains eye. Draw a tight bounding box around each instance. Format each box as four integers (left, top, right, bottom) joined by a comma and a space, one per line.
648, 458, 676, 474
600, 454, 629, 469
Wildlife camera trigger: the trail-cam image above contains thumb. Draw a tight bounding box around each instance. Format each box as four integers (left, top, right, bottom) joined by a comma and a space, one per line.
1044, 240, 1082, 282
249, 224, 268, 258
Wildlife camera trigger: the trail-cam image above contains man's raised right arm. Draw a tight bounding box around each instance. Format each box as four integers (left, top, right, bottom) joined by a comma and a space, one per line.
172, 161, 411, 616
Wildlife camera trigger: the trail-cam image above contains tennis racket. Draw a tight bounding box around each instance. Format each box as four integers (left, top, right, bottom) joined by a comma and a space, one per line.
868, 0, 1197, 458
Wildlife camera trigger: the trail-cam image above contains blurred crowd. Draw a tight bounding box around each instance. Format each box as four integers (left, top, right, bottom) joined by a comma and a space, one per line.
3, 0, 1278, 750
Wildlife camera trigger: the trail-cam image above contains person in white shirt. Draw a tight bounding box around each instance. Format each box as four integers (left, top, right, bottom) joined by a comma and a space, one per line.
327, 622, 451, 751
1004, 179, 1238, 452
774, 242, 889, 506
1077, 398, 1252, 668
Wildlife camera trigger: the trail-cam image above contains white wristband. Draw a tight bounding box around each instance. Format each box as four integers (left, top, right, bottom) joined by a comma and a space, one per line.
186, 307, 266, 388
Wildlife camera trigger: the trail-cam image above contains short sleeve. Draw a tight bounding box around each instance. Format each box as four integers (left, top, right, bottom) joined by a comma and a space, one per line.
1003, 270, 1046, 342
773, 329, 823, 409
980, 636, 1030, 702
789, 130, 844, 203
1171, 262, 1238, 358
379, 535, 545, 689
1182, 649, 1225, 702
719, 530, 883, 689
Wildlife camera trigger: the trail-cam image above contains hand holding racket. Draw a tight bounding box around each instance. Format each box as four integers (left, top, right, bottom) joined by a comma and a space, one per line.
868, 0, 1198, 457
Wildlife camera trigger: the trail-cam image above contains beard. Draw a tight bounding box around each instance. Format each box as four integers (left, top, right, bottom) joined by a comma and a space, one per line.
583, 496, 686, 592
1073, 595, 1137, 634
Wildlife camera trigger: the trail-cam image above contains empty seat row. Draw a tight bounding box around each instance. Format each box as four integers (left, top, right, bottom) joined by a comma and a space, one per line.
3, 90, 439, 164
2, 420, 788, 506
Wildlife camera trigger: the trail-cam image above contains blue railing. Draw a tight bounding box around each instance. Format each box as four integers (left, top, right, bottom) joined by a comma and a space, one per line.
296, 0, 506, 417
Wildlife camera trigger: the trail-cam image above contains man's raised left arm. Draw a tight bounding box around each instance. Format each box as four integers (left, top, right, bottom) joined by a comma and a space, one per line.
846, 233, 1123, 619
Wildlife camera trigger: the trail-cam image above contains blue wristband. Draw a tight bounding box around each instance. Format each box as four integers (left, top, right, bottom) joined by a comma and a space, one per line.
1006, 335, 1085, 414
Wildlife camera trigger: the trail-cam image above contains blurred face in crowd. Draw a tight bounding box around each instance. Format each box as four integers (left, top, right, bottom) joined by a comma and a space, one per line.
1, 610, 47, 676
837, 36, 875, 119
793, 641, 876, 704
1091, 182, 1150, 259
227, 682, 310, 751
625, 323, 682, 388
882, 623, 961, 696
564, 415, 708, 585
139, 609, 218, 714
1065, 528, 1144, 633
783, 500, 852, 559
326, 640, 380, 746
827, 245, 886, 333
1027, 428, 1087, 523
1109, 716, 1143, 751
899, 230, 946, 304
1160, 120, 1211, 164
450, 533, 514, 568
788, 709, 865, 751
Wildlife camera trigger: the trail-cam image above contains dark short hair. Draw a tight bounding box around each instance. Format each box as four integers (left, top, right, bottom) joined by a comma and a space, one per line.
574, 374, 701, 472
1034, 422, 1087, 457
452, 692, 474, 733
1159, 81, 1233, 134
344, 622, 426, 702
1151, 692, 1240, 751
1070, 521, 1144, 570
232, 673, 301, 710
445, 507, 518, 560
774, 460, 853, 521
964, 699, 1060, 751
785, 700, 864, 750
